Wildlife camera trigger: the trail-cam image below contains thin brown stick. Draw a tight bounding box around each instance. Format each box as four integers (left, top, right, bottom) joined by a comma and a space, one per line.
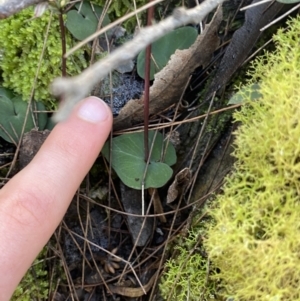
79, 189, 213, 218
149, 193, 184, 300
58, 12, 67, 77
114, 103, 241, 134
53, 231, 79, 301
65, 228, 147, 294
90, 0, 112, 65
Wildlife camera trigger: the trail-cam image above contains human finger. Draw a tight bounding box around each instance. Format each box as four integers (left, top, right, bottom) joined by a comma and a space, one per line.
0, 96, 112, 299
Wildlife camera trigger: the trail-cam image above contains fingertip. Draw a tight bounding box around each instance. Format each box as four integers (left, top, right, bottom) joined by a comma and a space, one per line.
76, 96, 112, 124
46, 96, 113, 169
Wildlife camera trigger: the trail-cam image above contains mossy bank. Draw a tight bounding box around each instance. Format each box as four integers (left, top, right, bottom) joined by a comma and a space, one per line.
0, 7, 87, 109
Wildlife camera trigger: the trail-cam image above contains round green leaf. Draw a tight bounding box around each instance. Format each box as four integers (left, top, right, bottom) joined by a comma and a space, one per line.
0, 87, 14, 100
66, 10, 96, 41
137, 26, 198, 80
228, 83, 262, 105
102, 131, 177, 189
66, 1, 110, 41
0, 88, 48, 143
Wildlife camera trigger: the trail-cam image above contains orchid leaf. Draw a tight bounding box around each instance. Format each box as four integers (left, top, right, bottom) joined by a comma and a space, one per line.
102, 131, 177, 189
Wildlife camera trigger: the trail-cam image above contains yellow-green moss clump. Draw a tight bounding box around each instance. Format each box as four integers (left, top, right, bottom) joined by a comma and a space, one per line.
160, 226, 217, 301
205, 16, 300, 300
160, 16, 300, 301
0, 7, 87, 108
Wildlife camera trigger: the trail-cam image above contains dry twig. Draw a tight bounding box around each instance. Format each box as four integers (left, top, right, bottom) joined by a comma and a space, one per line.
0, 0, 45, 19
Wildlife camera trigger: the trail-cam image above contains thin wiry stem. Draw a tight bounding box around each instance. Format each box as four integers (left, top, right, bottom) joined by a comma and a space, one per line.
144, 0, 155, 162
58, 12, 67, 77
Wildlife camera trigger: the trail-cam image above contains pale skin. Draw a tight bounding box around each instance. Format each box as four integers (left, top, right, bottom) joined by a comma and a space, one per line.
0, 96, 113, 300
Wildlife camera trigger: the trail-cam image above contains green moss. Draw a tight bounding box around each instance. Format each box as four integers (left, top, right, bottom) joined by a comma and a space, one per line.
0, 7, 87, 109
11, 248, 49, 301
204, 16, 300, 300
160, 226, 217, 301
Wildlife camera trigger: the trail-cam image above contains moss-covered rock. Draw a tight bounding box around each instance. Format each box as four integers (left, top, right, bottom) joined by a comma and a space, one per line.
0, 7, 87, 109
160, 15, 300, 301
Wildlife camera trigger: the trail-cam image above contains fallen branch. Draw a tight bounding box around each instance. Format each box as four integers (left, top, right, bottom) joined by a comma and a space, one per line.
0, 0, 45, 19
51, 0, 226, 123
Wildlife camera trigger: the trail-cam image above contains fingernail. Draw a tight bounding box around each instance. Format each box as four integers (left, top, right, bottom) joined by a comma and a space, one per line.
77, 97, 110, 123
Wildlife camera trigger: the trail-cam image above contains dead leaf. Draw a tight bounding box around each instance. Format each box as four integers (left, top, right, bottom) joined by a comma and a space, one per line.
108, 271, 158, 297
149, 188, 167, 223
113, 6, 222, 131
167, 167, 191, 203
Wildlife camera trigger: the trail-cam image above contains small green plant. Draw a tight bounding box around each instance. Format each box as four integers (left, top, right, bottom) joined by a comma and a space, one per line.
101, 131, 177, 189
65, 1, 110, 41
160, 228, 217, 301
137, 26, 198, 80
12, 248, 49, 301
0, 87, 48, 144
